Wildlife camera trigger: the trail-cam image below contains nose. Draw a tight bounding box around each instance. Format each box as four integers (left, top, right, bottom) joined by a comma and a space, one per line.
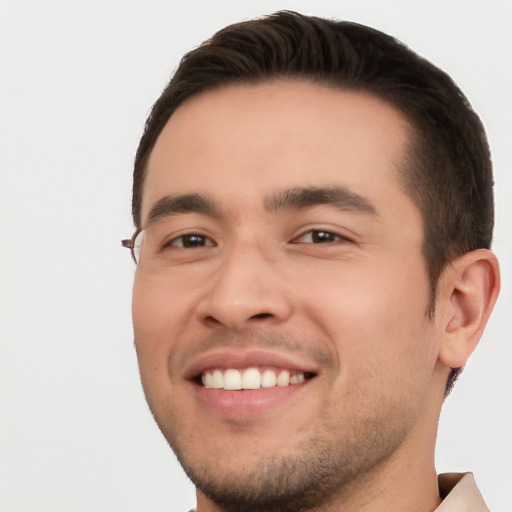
197, 243, 293, 331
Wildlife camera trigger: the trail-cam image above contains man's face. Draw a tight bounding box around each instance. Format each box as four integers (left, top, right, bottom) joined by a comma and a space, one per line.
133, 81, 444, 510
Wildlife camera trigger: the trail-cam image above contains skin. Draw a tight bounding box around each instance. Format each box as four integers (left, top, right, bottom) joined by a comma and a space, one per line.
132, 80, 499, 511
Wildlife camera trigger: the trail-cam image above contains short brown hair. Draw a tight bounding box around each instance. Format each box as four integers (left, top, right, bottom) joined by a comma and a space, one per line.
131, 11, 494, 393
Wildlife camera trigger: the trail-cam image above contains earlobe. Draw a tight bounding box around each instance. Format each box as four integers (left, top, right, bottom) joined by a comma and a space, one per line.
438, 249, 500, 369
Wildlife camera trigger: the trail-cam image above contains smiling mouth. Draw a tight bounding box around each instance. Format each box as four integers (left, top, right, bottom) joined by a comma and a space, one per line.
197, 367, 317, 390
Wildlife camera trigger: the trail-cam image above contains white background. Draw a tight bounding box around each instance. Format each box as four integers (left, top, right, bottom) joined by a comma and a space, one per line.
0, 1, 510, 511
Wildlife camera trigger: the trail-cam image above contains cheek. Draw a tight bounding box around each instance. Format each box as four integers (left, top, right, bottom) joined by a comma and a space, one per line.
300, 260, 427, 319
131, 277, 187, 421
296, 258, 434, 369
132, 275, 181, 367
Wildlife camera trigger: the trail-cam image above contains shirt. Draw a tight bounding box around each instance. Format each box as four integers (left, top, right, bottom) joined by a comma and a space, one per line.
187, 472, 489, 511
436, 473, 489, 511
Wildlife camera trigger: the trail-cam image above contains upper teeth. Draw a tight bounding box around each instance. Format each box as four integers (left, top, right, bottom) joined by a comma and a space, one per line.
201, 368, 306, 390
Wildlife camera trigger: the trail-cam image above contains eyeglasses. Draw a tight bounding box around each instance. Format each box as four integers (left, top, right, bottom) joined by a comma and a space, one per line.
122, 221, 221, 270
121, 229, 144, 264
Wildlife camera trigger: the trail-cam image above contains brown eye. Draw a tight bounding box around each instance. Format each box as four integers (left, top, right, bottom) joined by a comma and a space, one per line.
311, 231, 339, 243
168, 234, 214, 248
294, 230, 346, 244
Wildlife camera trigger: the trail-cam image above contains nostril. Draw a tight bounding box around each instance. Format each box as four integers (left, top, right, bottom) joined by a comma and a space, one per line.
251, 313, 273, 320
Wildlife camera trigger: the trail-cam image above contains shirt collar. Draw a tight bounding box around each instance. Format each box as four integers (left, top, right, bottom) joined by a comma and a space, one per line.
436, 473, 489, 511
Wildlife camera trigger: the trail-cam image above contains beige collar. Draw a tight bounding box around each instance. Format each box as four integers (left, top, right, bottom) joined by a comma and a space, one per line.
436, 473, 489, 511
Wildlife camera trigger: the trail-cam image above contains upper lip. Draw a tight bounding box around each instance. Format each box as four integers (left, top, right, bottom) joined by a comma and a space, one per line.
182, 349, 321, 380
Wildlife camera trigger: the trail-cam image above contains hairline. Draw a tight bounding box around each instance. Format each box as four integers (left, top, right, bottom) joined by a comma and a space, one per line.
136, 76, 426, 221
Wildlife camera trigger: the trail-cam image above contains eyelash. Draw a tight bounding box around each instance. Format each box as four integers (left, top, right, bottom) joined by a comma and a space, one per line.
165, 229, 350, 249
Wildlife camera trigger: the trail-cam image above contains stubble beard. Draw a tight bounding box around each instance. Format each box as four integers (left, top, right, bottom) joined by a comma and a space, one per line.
160, 407, 413, 512
139, 332, 430, 511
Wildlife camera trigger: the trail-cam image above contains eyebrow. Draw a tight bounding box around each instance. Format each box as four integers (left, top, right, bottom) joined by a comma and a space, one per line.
265, 186, 378, 216
145, 186, 377, 226
146, 193, 219, 226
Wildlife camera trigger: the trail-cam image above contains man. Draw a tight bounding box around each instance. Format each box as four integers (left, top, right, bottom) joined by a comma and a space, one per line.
122, 11, 500, 512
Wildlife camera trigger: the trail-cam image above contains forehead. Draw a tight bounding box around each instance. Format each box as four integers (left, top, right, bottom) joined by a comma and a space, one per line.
142, 80, 414, 224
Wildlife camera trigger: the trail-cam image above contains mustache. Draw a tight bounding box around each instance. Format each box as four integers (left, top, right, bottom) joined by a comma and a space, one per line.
179, 330, 334, 369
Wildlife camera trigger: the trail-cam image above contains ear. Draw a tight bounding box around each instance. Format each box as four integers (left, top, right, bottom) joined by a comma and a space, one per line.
437, 249, 500, 369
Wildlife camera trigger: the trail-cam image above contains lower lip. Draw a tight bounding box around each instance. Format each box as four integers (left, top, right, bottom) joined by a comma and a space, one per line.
190, 380, 311, 419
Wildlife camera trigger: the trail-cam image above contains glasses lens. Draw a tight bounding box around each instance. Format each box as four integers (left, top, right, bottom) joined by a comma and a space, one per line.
132, 230, 145, 263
